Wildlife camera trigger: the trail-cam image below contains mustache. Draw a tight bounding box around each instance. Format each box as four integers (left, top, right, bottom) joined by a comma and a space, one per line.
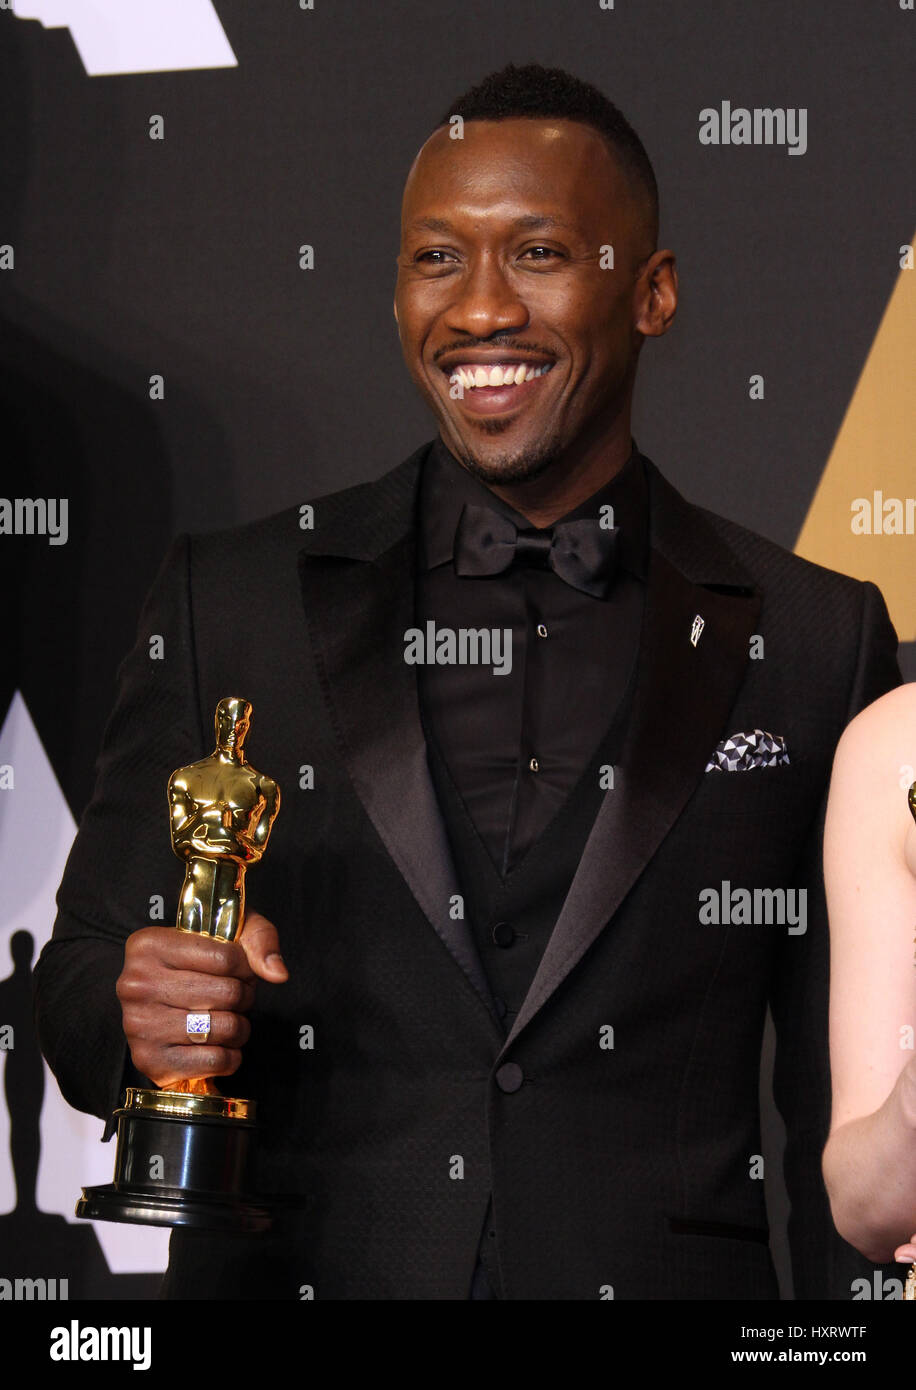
432, 339, 556, 365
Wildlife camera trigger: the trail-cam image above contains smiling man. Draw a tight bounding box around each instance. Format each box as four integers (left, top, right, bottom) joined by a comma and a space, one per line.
394, 87, 675, 938
37, 63, 900, 1301
394, 102, 669, 516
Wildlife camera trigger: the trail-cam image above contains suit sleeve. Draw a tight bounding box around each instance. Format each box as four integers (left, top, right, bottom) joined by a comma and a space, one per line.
33, 533, 206, 1136
769, 578, 901, 1298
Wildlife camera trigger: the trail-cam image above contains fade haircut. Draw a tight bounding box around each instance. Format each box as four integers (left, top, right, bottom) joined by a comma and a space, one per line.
438, 63, 659, 252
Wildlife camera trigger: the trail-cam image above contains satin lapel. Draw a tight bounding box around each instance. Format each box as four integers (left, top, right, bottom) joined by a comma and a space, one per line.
500, 472, 763, 1054
297, 459, 498, 1023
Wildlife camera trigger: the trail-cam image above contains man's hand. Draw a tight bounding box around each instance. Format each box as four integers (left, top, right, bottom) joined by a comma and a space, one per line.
115, 912, 287, 1088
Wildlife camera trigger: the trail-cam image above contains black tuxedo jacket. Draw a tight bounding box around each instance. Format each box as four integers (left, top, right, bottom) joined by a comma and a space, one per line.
35, 442, 901, 1299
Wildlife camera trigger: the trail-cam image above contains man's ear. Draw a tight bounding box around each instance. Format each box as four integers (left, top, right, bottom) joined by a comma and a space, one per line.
393, 299, 399, 325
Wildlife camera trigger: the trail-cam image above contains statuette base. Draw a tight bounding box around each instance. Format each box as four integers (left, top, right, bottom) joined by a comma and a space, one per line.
75, 1086, 271, 1232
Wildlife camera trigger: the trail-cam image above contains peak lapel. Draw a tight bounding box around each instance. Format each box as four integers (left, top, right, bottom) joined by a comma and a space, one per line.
500, 461, 763, 1055
296, 449, 499, 1026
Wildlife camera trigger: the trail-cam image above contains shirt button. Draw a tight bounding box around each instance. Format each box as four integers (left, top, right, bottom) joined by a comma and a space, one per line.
495, 1062, 524, 1093
536, 622, 548, 638
528, 757, 539, 773
491, 921, 515, 948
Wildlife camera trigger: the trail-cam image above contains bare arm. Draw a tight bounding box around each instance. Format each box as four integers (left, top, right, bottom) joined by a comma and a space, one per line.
821, 683, 916, 1263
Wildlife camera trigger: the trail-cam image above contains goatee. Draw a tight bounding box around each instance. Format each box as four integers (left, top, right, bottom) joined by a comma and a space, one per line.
449, 425, 560, 487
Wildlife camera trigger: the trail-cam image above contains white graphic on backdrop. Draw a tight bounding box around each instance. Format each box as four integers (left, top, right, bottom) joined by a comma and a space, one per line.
0, 691, 168, 1274
12, 0, 237, 77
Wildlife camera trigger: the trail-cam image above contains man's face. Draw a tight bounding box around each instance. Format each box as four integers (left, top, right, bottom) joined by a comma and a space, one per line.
394, 117, 658, 487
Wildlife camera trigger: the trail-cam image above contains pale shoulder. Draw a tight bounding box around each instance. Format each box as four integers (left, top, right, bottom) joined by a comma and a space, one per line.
826, 684, 916, 877
833, 683, 916, 774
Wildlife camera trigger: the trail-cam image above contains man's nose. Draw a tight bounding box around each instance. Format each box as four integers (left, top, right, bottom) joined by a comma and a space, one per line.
444, 253, 528, 338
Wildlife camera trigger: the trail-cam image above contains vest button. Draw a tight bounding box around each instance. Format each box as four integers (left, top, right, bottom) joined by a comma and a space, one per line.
491, 921, 515, 948
495, 1062, 524, 1093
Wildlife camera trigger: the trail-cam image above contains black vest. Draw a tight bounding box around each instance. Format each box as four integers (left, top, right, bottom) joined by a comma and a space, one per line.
422, 654, 638, 1295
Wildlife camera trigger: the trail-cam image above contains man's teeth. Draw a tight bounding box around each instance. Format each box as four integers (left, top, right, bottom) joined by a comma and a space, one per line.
447, 362, 554, 389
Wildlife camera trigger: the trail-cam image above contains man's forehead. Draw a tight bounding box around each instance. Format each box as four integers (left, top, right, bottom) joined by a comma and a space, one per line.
408, 117, 611, 181
402, 119, 621, 224
407, 211, 582, 234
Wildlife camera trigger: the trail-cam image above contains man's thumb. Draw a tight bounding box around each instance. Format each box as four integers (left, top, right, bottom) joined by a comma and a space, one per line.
240, 911, 288, 982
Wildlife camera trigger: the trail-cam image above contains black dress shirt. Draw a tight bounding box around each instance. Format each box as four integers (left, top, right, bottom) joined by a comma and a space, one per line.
416, 434, 649, 877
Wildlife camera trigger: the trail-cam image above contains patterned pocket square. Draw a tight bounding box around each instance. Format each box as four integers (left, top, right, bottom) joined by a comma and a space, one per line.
705, 728, 790, 772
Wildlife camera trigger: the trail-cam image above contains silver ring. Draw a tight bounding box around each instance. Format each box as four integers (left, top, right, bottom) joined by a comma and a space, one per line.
186, 1011, 211, 1043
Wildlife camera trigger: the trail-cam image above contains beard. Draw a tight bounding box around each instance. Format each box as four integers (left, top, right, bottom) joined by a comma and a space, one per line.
446, 416, 565, 487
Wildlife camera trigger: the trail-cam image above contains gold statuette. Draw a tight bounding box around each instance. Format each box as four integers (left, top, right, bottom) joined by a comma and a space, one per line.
166, 696, 280, 1102
76, 697, 281, 1231
171, 695, 280, 943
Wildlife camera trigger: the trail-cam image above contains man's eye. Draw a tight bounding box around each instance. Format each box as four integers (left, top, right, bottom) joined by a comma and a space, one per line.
414, 247, 560, 263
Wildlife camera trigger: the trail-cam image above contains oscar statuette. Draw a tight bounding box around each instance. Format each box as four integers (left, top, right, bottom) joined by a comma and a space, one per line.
76, 696, 280, 1231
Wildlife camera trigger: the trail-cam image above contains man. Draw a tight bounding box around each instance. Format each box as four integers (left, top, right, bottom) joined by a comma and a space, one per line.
35, 64, 900, 1300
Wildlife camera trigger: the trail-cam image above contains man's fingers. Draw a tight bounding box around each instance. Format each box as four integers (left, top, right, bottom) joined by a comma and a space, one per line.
122, 1003, 251, 1050
118, 919, 284, 1088
239, 911, 288, 982
132, 1043, 244, 1089
126, 926, 254, 980
894, 1239, 916, 1262
176, 1009, 250, 1049
118, 967, 256, 1013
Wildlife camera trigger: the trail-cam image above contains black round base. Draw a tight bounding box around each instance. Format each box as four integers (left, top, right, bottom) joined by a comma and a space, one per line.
76, 1089, 272, 1233
76, 1182, 271, 1232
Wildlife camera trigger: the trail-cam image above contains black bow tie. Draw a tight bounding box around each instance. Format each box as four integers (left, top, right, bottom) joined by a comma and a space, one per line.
453, 503, 621, 599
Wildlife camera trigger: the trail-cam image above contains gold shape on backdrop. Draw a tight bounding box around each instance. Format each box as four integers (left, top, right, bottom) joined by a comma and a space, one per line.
795, 234, 916, 641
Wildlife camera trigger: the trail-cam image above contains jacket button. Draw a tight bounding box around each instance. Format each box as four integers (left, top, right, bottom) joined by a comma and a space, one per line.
492, 921, 515, 947
493, 995, 508, 1019
495, 1062, 524, 1093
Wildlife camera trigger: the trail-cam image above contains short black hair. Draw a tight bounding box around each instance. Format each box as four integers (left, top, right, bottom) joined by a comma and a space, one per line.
437, 63, 658, 250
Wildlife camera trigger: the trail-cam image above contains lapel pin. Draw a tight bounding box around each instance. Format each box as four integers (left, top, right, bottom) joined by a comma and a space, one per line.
690, 614, 705, 647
